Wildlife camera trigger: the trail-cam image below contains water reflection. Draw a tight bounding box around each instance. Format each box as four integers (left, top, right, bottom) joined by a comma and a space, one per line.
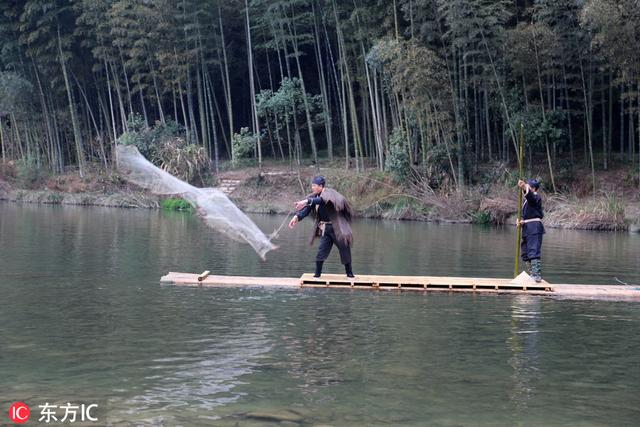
1, 203, 640, 426
107, 316, 274, 425
508, 296, 541, 409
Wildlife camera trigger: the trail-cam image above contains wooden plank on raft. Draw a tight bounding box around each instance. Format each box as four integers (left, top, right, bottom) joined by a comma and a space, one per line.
198, 271, 211, 282
160, 272, 640, 301
298, 273, 551, 291
161, 272, 300, 287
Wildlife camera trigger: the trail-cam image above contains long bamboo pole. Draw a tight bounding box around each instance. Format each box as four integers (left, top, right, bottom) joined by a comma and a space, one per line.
514, 123, 525, 278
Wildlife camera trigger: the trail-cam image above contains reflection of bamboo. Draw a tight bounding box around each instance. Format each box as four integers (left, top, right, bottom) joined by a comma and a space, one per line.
514, 124, 525, 278
0, 120, 5, 161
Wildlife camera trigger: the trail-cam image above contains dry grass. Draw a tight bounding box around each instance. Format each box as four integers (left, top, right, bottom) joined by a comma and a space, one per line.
479, 197, 516, 224
0, 160, 16, 178
545, 193, 627, 231
467, 181, 632, 231
476, 184, 518, 225
2, 158, 638, 231
45, 175, 87, 193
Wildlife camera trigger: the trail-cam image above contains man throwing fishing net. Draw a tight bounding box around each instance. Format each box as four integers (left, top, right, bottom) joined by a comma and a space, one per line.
517, 178, 545, 282
288, 176, 355, 278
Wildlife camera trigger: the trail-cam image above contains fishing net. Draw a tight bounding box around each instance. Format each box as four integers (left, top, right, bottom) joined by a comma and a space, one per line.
116, 145, 277, 260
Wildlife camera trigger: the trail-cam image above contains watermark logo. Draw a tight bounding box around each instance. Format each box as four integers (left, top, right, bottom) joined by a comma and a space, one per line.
38, 403, 98, 423
8, 402, 100, 424
9, 402, 31, 424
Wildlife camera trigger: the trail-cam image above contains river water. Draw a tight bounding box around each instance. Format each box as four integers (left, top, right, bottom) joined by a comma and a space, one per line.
0, 203, 639, 426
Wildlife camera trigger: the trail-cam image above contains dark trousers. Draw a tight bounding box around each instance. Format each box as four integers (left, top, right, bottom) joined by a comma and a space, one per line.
521, 233, 543, 261
316, 224, 352, 265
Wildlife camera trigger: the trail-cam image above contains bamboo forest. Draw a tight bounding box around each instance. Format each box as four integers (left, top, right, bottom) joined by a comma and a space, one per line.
1, 0, 639, 194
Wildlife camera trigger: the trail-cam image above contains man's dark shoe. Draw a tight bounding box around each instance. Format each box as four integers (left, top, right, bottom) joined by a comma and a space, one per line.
314, 261, 324, 278
345, 263, 355, 278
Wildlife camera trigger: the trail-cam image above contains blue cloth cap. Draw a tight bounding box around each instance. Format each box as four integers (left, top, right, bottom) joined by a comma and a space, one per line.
312, 176, 326, 186
527, 179, 540, 189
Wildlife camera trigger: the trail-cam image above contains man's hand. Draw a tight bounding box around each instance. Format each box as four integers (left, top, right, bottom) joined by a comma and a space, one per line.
294, 199, 308, 211
517, 179, 529, 193
288, 216, 298, 229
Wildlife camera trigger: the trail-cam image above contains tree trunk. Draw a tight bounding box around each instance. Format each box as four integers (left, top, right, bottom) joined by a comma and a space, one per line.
58, 28, 84, 177
608, 70, 613, 162
287, 12, 318, 167
0, 121, 5, 162
187, 73, 199, 145
73, 72, 107, 168
313, 2, 333, 161
484, 87, 492, 160
323, 14, 345, 153
245, 0, 261, 167
532, 28, 556, 192
619, 84, 625, 158
33, 62, 56, 170
601, 74, 607, 170
218, 3, 234, 146
119, 50, 134, 117
197, 61, 208, 156
178, 82, 190, 141
579, 58, 596, 197
204, 70, 219, 173
332, 0, 354, 170
562, 63, 574, 164
149, 55, 165, 124
110, 61, 128, 132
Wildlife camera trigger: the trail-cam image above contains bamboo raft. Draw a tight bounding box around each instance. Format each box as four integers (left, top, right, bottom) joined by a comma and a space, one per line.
160, 272, 640, 301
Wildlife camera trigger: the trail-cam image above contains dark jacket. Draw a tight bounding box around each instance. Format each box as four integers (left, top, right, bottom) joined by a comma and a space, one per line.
522, 190, 544, 235
296, 188, 354, 247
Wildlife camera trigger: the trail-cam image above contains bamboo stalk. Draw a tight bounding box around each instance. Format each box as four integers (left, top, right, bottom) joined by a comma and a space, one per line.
514, 123, 525, 278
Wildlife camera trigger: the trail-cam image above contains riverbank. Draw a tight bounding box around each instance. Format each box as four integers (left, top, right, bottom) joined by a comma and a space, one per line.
0, 164, 158, 208
225, 163, 639, 231
1, 160, 638, 231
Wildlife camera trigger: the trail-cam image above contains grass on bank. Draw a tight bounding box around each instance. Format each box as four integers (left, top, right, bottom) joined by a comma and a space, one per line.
2, 154, 638, 231
160, 198, 193, 211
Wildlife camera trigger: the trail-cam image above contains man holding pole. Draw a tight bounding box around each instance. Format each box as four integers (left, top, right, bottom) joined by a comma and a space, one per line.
517, 179, 545, 282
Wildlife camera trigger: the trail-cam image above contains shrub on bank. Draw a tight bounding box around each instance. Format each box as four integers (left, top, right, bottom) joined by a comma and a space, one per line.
384, 127, 410, 183
15, 157, 47, 189
161, 198, 193, 211
118, 114, 212, 186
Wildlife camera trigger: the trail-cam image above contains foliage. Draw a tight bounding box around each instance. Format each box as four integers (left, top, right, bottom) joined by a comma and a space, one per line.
160, 198, 193, 211
255, 77, 324, 154
155, 137, 210, 185
0, 72, 33, 114
0, 0, 639, 192
15, 157, 46, 189
505, 90, 567, 152
118, 115, 210, 184
581, 0, 640, 83
231, 127, 257, 165
117, 114, 182, 158
471, 210, 492, 225
422, 143, 456, 189
384, 127, 410, 183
